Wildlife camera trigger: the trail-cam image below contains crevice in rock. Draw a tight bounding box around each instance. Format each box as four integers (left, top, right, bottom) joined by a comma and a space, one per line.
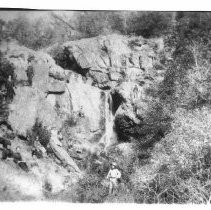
110, 90, 126, 115
48, 73, 65, 81
17, 134, 27, 141
98, 85, 111, 90
47, 91, 65, 95
115, 112, 171, 146
53, 46, 88, 77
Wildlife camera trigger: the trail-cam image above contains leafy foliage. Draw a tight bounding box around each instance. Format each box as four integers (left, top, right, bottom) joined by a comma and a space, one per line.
2, 16, 54, 50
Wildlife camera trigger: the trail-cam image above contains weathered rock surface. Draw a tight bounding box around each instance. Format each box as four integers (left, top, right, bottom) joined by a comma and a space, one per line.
49, 34, 165, 89
46, 34, 168, 144
0, 34, 170, 151
0, 40, 108, 174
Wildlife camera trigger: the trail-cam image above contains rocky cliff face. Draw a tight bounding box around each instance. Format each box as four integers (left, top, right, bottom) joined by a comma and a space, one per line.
0, 34, 168, 199
1, 34, 166, 145
0, 34, 169, 156
49, 34, 165, 88
48, 34, 168, 144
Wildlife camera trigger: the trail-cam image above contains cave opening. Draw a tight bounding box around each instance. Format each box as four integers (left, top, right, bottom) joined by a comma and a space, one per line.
53, 46, 88, 77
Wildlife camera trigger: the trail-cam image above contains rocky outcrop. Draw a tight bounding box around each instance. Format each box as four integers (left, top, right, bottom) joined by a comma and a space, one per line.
46, 34, 168, 144
49, 129, 81, 173
0, 34, 172, 201
49, 34, 165, 88
0, 41, 106, 142
0, 40, 109, 174
1, 34, 168, 170
0, 42, 83, 178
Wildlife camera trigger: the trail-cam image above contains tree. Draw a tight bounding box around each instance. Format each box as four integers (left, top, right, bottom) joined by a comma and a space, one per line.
4, 15, 55, 50
126, 11, 173, 38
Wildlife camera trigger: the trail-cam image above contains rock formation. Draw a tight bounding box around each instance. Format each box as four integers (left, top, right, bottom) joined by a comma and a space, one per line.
0, 34, 168, 199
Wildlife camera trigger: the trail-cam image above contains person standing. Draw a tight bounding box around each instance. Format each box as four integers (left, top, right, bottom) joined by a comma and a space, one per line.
106, 162, 121, 195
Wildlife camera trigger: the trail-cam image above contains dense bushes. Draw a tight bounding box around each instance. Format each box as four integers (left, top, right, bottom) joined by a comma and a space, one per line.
126, 12, 172, 38
76, 173, 108, 203
159, 12, 211, 110
1, 11, 211, 52
75, 143, 136, 202
131, 108, 211, 203
133, 152, 211, 204
0, 11, 178, 50
0, 52, 15, 100
1, 16, 54, 50
152, 108, 211, 169
0, 52, 15, 82
0, 52, 15, 124
74, 149, 110, 203
133, 146, 211, 204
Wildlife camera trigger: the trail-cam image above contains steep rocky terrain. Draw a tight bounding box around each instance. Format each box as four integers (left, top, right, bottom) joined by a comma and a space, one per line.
0, 34, 168, 201
48, 34, 168, 143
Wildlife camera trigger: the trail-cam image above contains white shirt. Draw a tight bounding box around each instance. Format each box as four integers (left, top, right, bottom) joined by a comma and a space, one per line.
107, 168, 121, 179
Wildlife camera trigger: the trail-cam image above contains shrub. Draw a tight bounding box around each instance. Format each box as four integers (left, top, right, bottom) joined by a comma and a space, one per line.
132, 107, 211, 203
75, 144, 137, 202
5, 16, 54, 50
152, 108, 211, 170
133, 147, 211, 204
115, 99, 172, 146
0, 52, 15, 100
159, 13, 211, 110
27, 118, 51, 148
63, 114, 78, 127
75, 173, 108, 203
127, 12, 172, 38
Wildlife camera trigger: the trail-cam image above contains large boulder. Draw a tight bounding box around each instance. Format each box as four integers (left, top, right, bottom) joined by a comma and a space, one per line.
0, 43, 67, 134
0, 42, 66, 90
47, 78, 66, 94
1, 42, 109, 151
48, 34, 165, 89
8, 87, 61, 136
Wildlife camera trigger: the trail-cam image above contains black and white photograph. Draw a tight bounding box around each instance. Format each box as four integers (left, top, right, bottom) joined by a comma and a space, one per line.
0, 5, 211, 204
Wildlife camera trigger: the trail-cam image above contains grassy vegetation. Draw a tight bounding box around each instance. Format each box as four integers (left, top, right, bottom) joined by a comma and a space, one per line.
82, 107, 211, 203
131, 108, 211, 203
